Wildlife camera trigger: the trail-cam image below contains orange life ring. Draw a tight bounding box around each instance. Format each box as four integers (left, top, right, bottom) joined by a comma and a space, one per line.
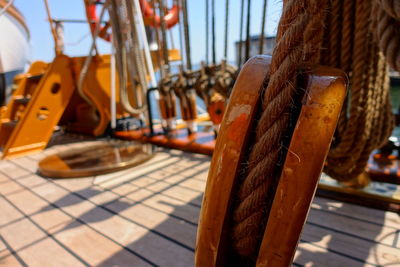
84, 1, 111, 42
139, 0, 180, 29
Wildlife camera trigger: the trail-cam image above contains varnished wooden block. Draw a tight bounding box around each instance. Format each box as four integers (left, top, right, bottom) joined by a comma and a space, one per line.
195, 55, 347, 266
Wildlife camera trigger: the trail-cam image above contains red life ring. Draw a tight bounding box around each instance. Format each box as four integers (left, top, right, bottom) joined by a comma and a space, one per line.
139, 0, 180, 29
84, 1, 111, 42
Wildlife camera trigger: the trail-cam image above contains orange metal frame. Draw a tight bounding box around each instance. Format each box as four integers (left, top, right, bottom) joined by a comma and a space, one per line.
0, 49, 181, 159
0, 55, 75, 159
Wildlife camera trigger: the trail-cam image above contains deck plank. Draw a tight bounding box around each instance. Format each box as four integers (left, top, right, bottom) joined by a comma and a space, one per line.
312, 197, 400, 229
307, 208, 398, 247
5, 188, 49, 215
53, 220, 152, 266
111, 200, 197, 249
1, 218, 47, 251
142, 194, 200, 225
0, 180, 24, 196
301, 222, 400, 265
294, 242, 375, 267
15, 237, 86, 267
0, 196, 24, 226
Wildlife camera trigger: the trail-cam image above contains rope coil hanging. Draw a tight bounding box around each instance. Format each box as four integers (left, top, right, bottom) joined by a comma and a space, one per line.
324, 0, 394, 183
376, 0, 400, 71
229, 0, 398, 261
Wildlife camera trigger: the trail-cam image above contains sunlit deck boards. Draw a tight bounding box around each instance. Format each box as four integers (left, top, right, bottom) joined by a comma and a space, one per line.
1, 140, 399, 266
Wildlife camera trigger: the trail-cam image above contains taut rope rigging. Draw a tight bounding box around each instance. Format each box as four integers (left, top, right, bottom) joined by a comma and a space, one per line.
178, 0, 186, 68
259, 0, 268, 54
182, 0, 192, 70
244, 0, 251, 62
205, 0, 209, 64
211, 0, 216, 64
238, 0, 245, 67
224, 0, 229, 59
107, 0, 149, 115
158, 0, 170, 71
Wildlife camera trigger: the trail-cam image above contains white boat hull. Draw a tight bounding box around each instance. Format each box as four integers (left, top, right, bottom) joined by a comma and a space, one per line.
0, 4, 30, 105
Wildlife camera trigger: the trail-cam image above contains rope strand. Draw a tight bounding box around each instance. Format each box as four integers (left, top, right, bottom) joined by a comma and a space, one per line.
231, 0, 328, 258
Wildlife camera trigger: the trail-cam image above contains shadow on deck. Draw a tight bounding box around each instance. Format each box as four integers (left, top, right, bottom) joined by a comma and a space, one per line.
1, 143, 399, 266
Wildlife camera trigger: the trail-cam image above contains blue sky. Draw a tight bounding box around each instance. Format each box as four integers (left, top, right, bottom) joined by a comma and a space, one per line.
15, 0, 282, 64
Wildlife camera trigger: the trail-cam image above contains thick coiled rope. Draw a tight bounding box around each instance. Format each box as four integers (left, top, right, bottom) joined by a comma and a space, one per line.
376, 0, 400, 71
324, 0, 394, 182
231, 0, 328, 259
230, 0, 396, 262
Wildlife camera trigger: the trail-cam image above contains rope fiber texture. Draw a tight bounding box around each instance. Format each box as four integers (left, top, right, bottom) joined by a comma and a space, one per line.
230, 0, 397, 262
324, 0, 394, 183
376, 0, 400, 71
231, 0, 328, 260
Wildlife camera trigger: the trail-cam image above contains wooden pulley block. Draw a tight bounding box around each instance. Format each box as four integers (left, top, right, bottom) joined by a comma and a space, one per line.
173, 74, 198, 122
213, 60, 237, 98
207, 91, 225, 126
195, 55, 347, 266
158, 92, 177, 121
158, 78, 177, 123
178, 90, 198, 122
193, 68, 211, 107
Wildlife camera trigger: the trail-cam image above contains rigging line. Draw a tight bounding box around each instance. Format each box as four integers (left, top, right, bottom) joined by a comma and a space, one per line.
43, 0, 61, 55
169, 28, 175, 49
128, 0, 147, 112
110, 35, 116, 129
65, 31, 91, 46
129, 0, 150, 92
178, 0, 187, 70
238, 0, 245, 67
151, 0, 164, 79
211, 0, 216, 64
110, 0, 147, 115
224, 0, 229, 59
158, 0, 170, 71
259, 0, 268, 54
78, 0, 110, 109
245, 0, 251, 61
205, 0, 209, 64
132, 0, 157, 88
182, 0, 192, 70
168, 0, 176, 50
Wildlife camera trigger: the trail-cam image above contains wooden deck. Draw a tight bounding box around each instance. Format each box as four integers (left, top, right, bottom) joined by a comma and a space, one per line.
0, 139, 399, 266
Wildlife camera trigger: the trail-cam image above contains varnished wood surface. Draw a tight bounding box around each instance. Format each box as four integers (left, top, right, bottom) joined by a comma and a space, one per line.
0, 137, 399, 266
256, 65, 347, 266
38, 141, 154, 178
195, 55, 272, 266
115, 129, 215, 156
195, 56, 347, 266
